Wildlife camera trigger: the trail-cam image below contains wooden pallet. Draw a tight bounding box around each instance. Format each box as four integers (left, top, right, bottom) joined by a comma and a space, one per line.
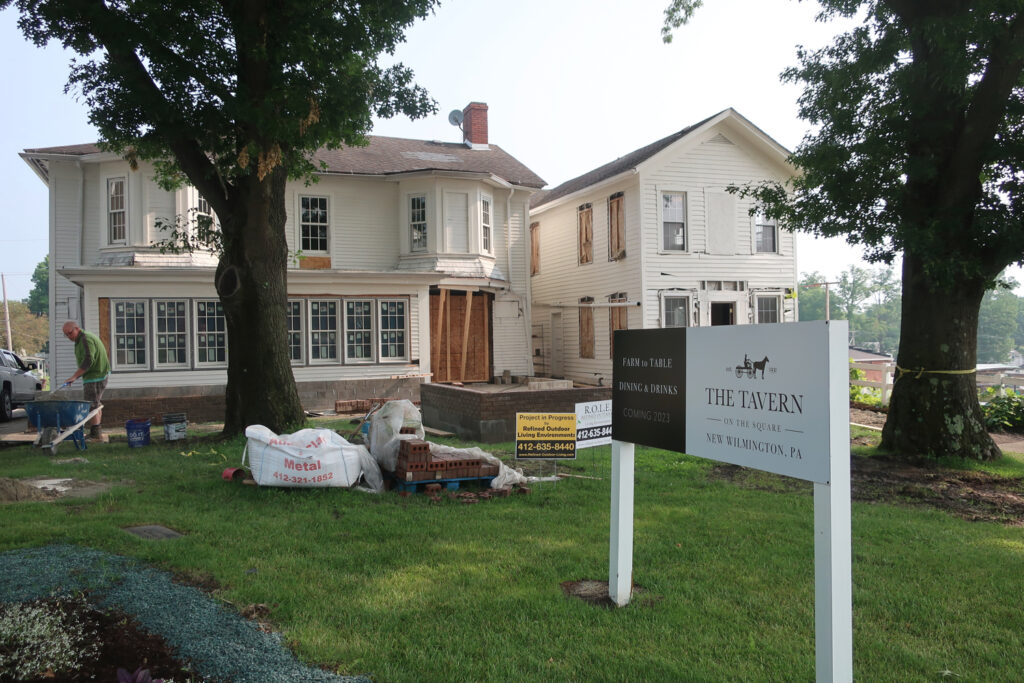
389, 474, 496, 494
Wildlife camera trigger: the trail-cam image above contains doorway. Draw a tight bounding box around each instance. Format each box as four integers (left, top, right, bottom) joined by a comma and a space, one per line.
711, 302, 735, 326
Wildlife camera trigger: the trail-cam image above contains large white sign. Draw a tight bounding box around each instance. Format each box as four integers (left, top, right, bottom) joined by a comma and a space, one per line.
685, 321, 844, 484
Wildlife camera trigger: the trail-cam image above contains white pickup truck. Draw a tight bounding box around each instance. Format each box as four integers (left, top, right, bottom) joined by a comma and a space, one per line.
0, 349, 43, 421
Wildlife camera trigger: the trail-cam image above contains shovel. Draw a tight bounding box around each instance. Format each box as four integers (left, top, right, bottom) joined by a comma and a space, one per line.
47, 381, 73, 400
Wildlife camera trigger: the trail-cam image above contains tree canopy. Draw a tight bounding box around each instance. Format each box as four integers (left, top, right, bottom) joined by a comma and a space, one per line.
24, 256, 48, 317
667, 0, 1024, 460
5, 0, 438, 435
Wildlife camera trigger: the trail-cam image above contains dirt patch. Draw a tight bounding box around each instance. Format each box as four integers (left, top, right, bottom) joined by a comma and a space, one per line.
709, 455, 1024, 526
0, 478, 57, 503
560, 580, 660, 608
0, 477, 111, 503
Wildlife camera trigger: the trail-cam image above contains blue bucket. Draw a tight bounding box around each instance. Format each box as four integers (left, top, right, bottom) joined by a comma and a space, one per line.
126, 419, 151, 448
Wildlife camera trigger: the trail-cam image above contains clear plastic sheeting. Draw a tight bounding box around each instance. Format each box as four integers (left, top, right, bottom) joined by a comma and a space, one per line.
243, 426, 383, 492
367, 399, 425, 473
367, 400, 555, 489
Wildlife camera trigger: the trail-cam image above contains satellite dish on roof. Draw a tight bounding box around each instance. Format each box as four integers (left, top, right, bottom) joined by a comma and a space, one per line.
448, 109, 464, 127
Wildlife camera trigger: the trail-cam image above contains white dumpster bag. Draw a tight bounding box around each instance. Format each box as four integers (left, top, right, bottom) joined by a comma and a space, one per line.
243, 425, 383, 491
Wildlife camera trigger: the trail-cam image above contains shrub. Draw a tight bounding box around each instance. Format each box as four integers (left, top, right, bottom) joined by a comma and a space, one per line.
982, 394, 1024, 433
0, 595, 100, 680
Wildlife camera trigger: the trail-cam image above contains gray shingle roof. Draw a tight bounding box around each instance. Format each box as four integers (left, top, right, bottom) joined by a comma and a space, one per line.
530, 111, 721, 210
24, 136, 546, 188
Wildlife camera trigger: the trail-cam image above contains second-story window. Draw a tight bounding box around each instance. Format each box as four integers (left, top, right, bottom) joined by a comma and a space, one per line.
481, 197, 492, 254
578, 203, 593, 264
108, 177, 126, 244
300, 196, 329, 252
662, 192, 686, 251
608, 192, 625, 260
410, 195, 427, 252
530, 222, 540, 275
755, 212, 778, 253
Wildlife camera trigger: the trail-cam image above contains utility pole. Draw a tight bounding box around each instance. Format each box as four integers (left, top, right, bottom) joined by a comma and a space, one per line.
805, 281, 840, 321
1, 274, 12, 351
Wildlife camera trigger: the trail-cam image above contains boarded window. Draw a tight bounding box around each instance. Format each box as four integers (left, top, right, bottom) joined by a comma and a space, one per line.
579, 297, 594, 359
608, 193, 625, 260
530, 222, 540, 275
608, 292, 627, 359
578, 204, 593, 264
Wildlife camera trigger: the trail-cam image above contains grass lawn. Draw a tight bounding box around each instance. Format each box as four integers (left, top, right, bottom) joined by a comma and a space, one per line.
2, 422, 1023, 681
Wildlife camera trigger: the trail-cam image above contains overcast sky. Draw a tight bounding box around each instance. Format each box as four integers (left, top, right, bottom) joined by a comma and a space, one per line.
2, 0, 1016, 301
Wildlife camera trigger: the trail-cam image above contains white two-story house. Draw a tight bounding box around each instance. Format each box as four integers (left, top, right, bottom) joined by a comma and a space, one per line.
529, 109, 797, 386
21, 102, 545, 421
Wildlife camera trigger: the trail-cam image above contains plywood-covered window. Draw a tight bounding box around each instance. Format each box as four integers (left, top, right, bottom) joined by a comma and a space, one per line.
608, 192, 625, 260
608, 292, 628, 359
579, 297, 594, 359
578, 204, 593, 264
530, 222, 540, 275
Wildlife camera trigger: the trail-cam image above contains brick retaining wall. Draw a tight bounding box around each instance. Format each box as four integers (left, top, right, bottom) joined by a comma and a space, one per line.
420, 383, 611, 442
93, 377, 424, 426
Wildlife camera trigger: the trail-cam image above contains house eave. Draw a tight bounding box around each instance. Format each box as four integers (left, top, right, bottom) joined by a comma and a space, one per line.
59, 265, 441, 288
530, 168, 639, 216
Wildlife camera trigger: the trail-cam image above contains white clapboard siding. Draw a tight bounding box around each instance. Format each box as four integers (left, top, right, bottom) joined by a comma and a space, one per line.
531, 117, 797, 385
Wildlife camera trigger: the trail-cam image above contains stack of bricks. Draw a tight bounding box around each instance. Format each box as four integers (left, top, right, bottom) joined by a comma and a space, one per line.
392, 438, 501, 482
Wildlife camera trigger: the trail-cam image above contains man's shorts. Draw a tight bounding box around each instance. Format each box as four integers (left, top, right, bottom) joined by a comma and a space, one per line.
83, 379, 107, 410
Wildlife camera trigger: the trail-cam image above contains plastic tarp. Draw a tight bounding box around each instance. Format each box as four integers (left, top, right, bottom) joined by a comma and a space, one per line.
243, 425, 383, 492
368, 400, 532, 489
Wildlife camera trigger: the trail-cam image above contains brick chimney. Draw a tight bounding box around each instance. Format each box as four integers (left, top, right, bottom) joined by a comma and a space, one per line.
462, 102, 489, 148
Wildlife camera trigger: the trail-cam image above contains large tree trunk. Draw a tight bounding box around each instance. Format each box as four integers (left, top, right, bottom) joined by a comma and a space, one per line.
216, 167, 305, 436
880, 251, 999, 460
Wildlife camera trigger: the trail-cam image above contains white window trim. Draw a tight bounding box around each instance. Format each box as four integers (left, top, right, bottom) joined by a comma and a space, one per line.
659, 291, 691, 328
409, 194, 428, 253
111, 299, 149, 371
307, 298, 341, 364
657, 188, 689, 254
298, 194, 330, 254
107, 176, 127, 246
151, 299, 191, 369
193, 299, 229, 368
480, 194, 493, 255
343, 298, 376, 364
287, 299, 305, 366
377, 298, 410, 362
755, 295, 783, 324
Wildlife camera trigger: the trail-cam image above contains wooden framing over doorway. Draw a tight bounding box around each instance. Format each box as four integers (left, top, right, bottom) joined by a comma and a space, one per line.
430, 289, 492, 383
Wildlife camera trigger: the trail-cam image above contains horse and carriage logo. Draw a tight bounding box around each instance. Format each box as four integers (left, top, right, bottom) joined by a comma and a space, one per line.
734, 354, 770, 379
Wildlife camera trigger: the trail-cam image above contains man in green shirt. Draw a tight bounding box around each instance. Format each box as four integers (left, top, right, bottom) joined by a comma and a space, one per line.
62, 321, 111, 441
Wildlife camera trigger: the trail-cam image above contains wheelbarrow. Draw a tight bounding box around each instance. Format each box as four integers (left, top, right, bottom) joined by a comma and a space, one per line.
24, 400, 103, 455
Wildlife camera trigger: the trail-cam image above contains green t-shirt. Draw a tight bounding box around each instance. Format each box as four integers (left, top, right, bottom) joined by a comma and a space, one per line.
74, 329, 111, 383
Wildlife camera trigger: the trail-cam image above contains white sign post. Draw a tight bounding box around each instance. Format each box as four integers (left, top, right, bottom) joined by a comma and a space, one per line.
610, 321, 851, 682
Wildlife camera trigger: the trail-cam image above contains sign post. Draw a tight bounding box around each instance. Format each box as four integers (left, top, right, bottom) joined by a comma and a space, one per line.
610, 321, 851, 681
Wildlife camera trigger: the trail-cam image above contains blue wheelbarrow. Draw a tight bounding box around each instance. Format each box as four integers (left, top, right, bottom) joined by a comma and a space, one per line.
24, 400, 103, 455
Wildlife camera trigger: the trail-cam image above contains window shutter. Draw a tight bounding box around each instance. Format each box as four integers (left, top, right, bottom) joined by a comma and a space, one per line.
530, 222, 540, 275
609, 193, 625, 260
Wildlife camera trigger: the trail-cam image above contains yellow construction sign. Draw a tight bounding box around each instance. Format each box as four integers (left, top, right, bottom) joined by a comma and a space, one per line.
515, 412, 577, 460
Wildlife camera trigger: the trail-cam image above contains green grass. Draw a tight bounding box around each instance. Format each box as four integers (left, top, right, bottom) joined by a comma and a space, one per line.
2, 426, 1023, 681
